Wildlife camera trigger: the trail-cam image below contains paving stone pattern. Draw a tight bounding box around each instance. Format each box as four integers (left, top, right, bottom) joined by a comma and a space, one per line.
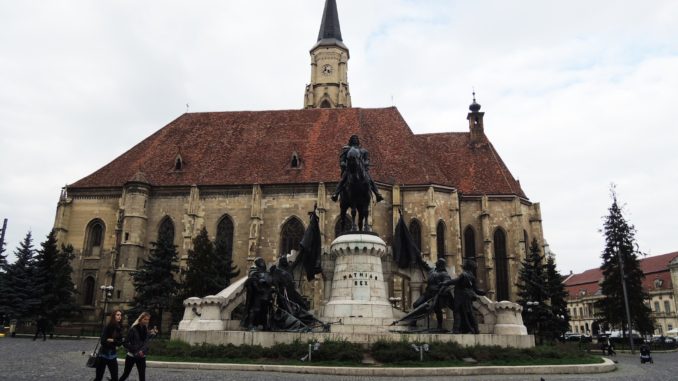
0, 337, 676, 381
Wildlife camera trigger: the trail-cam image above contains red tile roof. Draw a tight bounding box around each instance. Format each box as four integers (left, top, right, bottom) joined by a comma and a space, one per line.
70, 107, 526, 197
564, 251, 678, 299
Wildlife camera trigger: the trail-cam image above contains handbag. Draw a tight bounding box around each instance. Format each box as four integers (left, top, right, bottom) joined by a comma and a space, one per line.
86, 340, 100, 368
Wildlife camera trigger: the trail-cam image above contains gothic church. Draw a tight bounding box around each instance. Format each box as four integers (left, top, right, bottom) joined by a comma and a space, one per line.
54, 0, 546, 324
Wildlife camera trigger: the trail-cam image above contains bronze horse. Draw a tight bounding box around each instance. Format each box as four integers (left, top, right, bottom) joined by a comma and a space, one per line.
339, 146, 371, 232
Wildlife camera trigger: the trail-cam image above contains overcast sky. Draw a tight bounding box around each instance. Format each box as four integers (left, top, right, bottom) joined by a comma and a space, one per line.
1, 0, 677, 274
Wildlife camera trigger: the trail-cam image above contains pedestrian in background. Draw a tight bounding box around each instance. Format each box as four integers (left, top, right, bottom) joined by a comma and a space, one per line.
119, 312, 157, 381
32, 316, 47, 341
94, 309, 124, 381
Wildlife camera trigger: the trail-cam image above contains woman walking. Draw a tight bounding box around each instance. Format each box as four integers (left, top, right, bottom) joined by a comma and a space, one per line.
119, 312, 157, 381
94, 310, 124, 381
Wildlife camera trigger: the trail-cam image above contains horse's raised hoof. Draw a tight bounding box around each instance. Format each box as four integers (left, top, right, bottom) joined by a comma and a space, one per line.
331, 195, 338, 202
375, 194, 384, 202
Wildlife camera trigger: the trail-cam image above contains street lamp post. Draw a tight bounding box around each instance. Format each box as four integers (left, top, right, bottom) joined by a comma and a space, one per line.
616, 248, 635, 354
99, 285, 114, 329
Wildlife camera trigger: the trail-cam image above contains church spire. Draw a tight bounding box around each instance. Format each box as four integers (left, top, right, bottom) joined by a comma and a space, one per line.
318, 0, 342, 42
304, 0, 351, 109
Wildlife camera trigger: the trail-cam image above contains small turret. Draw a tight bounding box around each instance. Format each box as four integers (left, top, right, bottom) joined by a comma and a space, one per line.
467, 91, 485, 144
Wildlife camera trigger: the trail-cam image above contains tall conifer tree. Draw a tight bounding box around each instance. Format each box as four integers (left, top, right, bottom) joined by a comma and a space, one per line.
33, 230, 79, 325
0, 232, 39, 321
182, 227, 216, 299
594, 186, 653, 335
544, 255, 570, 339
183, 227, 239, 299
130, 230, 180, 334
516, 238, 550, 341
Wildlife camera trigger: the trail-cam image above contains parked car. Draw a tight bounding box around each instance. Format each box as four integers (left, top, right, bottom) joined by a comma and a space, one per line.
651, 336, 676, 345
564, 334, 592, 343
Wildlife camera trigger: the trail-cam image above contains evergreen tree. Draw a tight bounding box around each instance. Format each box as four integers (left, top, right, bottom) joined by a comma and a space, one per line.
516, 238, 550, 342
0, 232, 40, 322
130, 230, 180, 334
595, 186, 654, 335
182, 227, 217, 298
33, 230, 79, 326
176, 227, 239, 324
543, 255, 570, 340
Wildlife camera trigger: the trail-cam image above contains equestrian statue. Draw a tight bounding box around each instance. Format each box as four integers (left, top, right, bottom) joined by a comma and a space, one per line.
331, 135, 384, 232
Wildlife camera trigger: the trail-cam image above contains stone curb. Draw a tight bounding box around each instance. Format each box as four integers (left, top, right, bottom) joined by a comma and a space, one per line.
129, 357, 616, 376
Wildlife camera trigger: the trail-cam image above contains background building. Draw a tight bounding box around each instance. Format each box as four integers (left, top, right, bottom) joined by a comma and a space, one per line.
53, 0, 546, 325
564, 251, 678, 336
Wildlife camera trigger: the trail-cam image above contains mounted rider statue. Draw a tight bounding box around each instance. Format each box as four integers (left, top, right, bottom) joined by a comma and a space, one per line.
331, 135, 383, 232
331, 135, 384, 203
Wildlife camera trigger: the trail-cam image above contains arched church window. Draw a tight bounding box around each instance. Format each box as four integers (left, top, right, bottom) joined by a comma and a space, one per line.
464, 226, 476, 260
320, 99, 332, 108
494, 228, 510, 301
216, 215, 234, 262
83, 276, 95, 306
436, 220, 445, 261
409, 219, 422, 252
158, 217, 175, 244
335, 214, 352, 237
280, 217, 304, 256
174, 155, 184, 171
84, 219, 105, 257
464, 226, 477, 276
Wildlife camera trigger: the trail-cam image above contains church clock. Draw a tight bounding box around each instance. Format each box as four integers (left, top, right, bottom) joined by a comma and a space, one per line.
321, 64, 334, 76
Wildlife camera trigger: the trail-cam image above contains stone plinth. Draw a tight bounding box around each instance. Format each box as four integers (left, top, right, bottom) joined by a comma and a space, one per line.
171, 329, 535, 349
321, 234, 393, 324
178, 296, 227, 331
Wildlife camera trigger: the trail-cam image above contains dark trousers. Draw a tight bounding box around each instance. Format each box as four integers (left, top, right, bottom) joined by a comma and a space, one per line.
94, 357, 118, 381
33, 328, 46, 341
119, 355, 146, 381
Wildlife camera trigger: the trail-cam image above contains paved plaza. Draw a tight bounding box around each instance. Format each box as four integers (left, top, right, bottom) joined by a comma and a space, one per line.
0, 337, 677, 380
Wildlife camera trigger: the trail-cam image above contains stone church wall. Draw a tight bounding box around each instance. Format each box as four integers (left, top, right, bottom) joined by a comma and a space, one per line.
57, 183, 544, 324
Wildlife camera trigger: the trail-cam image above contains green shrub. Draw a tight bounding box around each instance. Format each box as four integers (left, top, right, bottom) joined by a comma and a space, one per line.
370, 340, 419, 362
311, 339, 363, 362
263, 340, 307, 359
148, 338, 594, 366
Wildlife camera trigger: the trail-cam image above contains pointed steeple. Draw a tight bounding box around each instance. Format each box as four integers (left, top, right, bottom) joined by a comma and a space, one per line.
304, 0, 351, 109
313, 0, 348, 51
318, 0, 342, 41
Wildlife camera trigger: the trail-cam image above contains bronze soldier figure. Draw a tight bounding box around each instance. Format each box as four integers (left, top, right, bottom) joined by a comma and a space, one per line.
243, 257, 273, 331
447, 259, 486, 334
412, 258, 454, 330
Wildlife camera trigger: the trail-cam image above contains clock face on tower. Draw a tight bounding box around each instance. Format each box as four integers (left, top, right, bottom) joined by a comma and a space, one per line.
321, 64, 333, 76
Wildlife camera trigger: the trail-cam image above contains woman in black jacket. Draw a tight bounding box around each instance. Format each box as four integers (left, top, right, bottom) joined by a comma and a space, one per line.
119, 311, 157, 381
94, 309, 123, 381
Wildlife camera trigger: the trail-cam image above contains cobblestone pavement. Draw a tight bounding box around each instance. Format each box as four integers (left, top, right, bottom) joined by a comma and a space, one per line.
1, 337, 677, 381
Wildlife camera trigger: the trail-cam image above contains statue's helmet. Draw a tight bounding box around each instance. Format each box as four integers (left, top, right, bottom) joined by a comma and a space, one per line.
462, 258, 477, 273
435, 258, 447, 271
348, 135, 360, 146
278, 255, 289, 267
254, 257, 266, 270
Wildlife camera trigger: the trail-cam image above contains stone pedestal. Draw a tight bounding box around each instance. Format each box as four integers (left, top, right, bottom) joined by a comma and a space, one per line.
321, 234, 394, 324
